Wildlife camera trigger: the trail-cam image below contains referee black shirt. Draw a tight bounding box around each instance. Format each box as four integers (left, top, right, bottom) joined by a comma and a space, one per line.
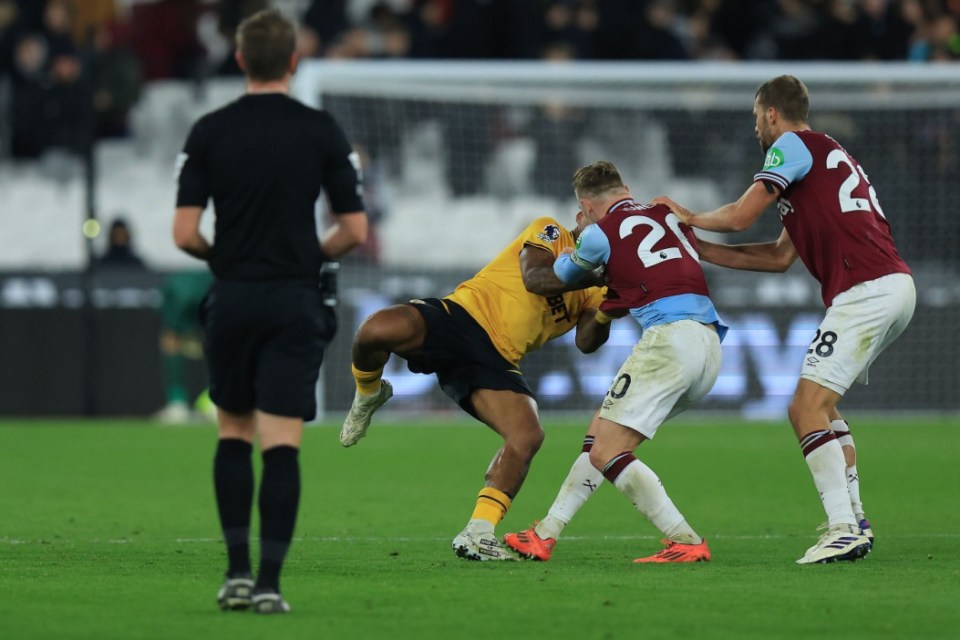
175, 93, 363, 283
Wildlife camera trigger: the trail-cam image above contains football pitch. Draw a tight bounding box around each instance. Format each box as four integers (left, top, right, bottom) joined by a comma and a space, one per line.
1, 417, 957, 640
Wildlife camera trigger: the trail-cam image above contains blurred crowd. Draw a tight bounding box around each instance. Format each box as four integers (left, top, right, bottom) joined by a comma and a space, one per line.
0, 0, 958, 160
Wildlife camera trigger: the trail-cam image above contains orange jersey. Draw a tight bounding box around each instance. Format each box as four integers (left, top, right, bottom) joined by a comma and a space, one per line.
445, 217, 606, 366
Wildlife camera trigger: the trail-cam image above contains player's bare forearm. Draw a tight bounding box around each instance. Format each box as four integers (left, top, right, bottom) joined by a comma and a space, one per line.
697, 232, 797, 273
173, 206, 212, 260
575, 309, 612, 353
689, 202, 751, 232
653, 182, 777, 233
523, 266, 562, 295
321, 211, 368, 258
178, 236, 212, 261
521, 245, 586, 295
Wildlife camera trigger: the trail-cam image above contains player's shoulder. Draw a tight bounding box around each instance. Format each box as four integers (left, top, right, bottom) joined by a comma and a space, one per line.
776, 129, 843, 154
769, 130, 809, 152
525, 217, 571, 243
291, 101, 344, 130
200, 96, 248, 122
762, 130, 815, 174
189, 99, 245, 138
289, 99, 331, 119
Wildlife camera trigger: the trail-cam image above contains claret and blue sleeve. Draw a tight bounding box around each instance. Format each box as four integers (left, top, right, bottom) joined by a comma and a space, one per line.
754, 131, 814, 191
553, 223, 610, 284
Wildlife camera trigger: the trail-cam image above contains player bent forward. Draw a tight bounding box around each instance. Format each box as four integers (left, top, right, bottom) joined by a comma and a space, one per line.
340, 211, 611, 560
653, 75, 915, 564
505, 161, 727, 563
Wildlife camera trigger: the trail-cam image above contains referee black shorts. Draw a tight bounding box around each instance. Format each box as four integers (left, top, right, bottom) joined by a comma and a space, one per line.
404, 298, 534, 419
200, 279, 336, 421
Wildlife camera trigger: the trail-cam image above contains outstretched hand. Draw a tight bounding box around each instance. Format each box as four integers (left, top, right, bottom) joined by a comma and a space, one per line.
585, 264, 607, 287
651, 196, 693, 226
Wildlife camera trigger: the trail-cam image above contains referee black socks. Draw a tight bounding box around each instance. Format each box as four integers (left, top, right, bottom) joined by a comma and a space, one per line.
213, 438, 254, 577
256, 445, 301, 592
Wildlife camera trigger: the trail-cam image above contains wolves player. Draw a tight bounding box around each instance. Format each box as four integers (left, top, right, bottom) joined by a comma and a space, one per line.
340, 213, 611, 561
653, 75, 915, 564
506, 161, 726, 563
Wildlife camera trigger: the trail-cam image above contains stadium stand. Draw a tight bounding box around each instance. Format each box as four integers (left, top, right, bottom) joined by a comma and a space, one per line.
1, 1, 958, 417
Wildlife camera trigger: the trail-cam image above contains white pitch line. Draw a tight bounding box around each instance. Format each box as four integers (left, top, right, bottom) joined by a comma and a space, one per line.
1, 533, 958, 545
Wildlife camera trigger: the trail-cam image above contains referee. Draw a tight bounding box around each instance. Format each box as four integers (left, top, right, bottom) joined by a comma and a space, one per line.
173, 9, 367, 614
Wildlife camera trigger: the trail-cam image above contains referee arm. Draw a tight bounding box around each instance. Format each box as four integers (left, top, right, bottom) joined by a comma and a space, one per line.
173, 206, 212, 260
320, 211, 368, 259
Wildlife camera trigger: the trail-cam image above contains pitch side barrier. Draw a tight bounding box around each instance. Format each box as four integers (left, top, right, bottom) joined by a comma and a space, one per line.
0, 266, 955, 417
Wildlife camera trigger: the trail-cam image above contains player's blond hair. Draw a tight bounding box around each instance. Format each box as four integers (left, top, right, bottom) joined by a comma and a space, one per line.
755, 75, 809, 123
572, 161, 625, 200
237, 9, 296, 83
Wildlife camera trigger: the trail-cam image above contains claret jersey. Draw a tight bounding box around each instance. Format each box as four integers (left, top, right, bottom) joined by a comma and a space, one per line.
555, 199, 726, 340
445, 217, 605, 366
754, 130, 910, 307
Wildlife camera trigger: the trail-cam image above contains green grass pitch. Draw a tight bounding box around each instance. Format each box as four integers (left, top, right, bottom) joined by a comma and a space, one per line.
1, 417, 958, 639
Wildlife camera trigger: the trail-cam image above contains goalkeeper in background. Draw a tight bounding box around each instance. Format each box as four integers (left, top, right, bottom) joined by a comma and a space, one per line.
155, 269, 214, 423
340, 211, 611, 561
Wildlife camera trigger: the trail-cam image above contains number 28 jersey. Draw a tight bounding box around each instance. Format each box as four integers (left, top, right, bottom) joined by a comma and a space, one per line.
754, 130, 911, 307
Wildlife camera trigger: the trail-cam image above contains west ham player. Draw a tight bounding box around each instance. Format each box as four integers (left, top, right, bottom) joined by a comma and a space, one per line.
340, 212, 611, 561
505, 161, 727, 564
653, 75, 915, 564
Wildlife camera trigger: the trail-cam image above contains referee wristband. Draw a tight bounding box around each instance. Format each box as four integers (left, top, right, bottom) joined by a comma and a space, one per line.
594, 309, 613, 325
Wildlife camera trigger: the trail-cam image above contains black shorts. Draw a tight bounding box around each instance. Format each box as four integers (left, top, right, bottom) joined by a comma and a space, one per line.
200, 279, 337, 420
405, 298, 533, 418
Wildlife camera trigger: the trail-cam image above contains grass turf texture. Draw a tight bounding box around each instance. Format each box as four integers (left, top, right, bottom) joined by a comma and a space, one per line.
0, 417, 958, 640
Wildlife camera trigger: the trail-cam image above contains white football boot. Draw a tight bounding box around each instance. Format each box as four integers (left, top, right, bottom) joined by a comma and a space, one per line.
796, 523, 871, 564
154, 402, 192, 425
216, 574, 254, 610
340, 380, 393, 447
451, 529, 516, 561
251, 590, 291, 615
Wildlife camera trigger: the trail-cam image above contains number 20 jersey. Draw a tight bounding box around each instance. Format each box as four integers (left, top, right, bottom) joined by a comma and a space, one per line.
595, 199, 711, 314
754, 130, 911, 307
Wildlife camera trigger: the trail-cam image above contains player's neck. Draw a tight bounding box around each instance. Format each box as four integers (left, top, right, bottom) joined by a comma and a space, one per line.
246, 78, 291, 95
780, 122, 811, 136
599, 191, 633, 214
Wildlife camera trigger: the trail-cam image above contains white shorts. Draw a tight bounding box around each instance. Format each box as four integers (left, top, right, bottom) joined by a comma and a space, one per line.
599, 319, 722, 439
801, 273, 915, 395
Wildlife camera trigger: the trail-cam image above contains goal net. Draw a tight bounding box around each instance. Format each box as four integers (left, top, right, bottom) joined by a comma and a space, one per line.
294, 61, 960, 418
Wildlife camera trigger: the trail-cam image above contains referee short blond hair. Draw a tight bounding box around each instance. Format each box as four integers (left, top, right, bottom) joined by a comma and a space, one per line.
237, 9, 296, 82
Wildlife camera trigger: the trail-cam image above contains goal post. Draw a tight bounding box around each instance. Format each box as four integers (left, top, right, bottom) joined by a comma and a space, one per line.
295, 61, 960, 417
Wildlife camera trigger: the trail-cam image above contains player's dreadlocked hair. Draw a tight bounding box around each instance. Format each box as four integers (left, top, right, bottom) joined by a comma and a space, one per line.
237, 9, 296, 83
572, 161, 625, 200
756, 75, 810, 124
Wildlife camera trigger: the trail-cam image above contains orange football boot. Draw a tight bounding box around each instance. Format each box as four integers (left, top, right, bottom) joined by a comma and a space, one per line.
633, 538, 711, 563
503, 526, 556, 561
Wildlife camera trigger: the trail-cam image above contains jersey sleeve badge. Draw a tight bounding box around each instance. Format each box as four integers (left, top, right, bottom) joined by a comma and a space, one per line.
537, 224, 561, 243
763, 147, 785, 170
